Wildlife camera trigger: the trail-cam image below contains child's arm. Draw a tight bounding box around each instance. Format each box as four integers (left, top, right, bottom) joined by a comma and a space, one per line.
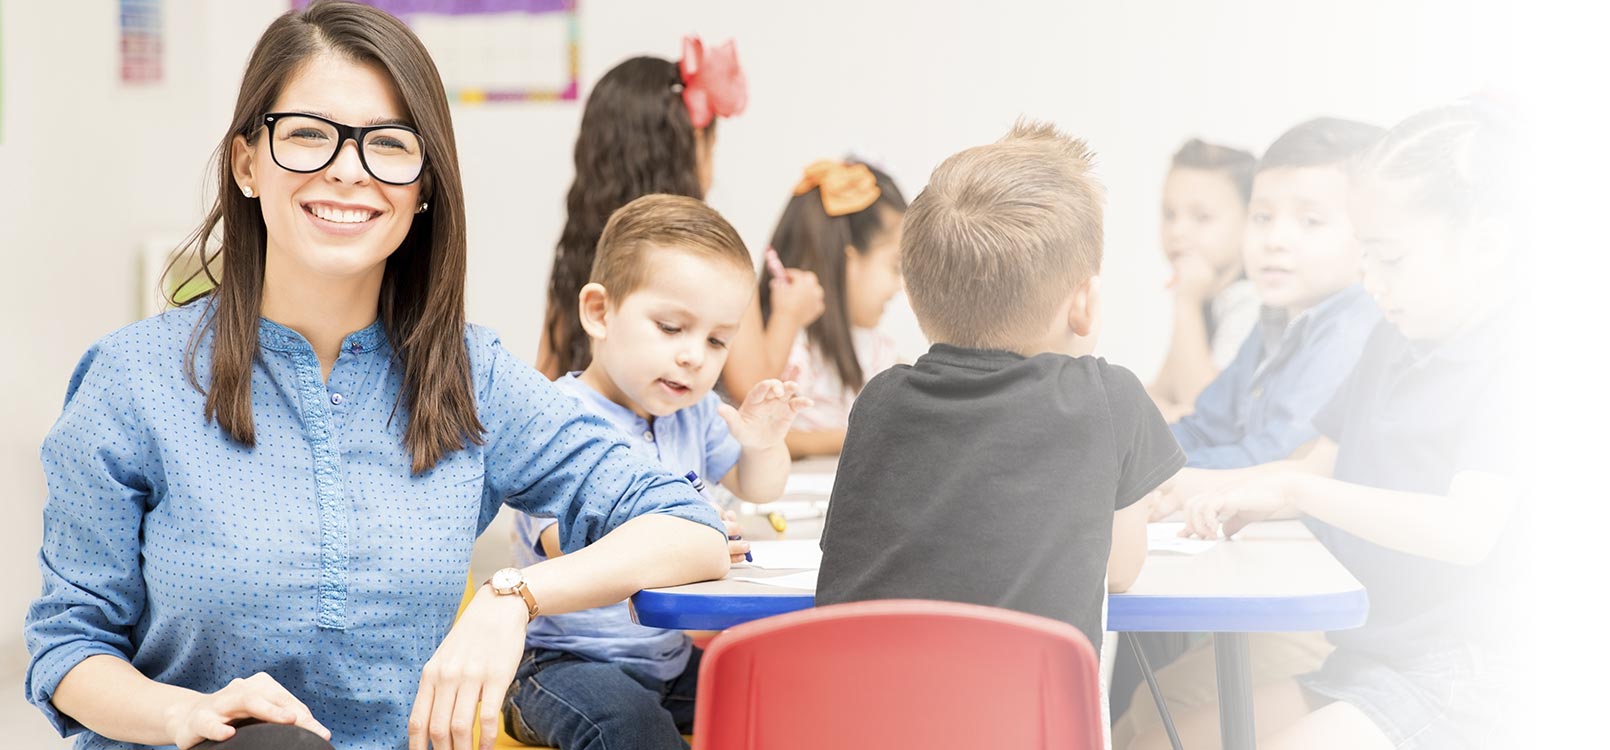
718, 379, 813, 503
1108, 493, 1153, 592
1151, 439, 1339, 521
784, 429, 847, 459
720, 272, 824, 398
1150, 256, 1223, 408
1185, 469, 1520, 566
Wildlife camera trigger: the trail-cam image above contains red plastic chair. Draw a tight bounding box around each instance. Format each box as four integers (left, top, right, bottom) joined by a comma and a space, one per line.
692, 599, 1103, 750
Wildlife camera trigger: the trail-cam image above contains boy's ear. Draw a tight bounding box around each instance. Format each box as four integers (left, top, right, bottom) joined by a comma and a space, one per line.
578, 283, 611, 339
230, 134, 257, 196
1067, 274, 1103, 338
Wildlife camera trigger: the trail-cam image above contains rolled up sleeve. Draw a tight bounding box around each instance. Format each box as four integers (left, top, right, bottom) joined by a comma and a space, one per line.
26, 343, 154, 736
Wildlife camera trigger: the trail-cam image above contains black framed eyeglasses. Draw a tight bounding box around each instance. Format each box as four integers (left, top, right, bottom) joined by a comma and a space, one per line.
262, 112, 427, 186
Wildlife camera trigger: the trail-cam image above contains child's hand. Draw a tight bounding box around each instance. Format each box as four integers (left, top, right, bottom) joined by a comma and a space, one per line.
1180, 475, 1295, 539
769, 268, 827, 327
722, 510, 751, 564
1168, 254, 1217, 302
719, 379, 813, 451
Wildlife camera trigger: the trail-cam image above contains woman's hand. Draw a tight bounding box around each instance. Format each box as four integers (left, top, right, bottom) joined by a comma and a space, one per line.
408, 586, 530, 750
164, 673, 329, 749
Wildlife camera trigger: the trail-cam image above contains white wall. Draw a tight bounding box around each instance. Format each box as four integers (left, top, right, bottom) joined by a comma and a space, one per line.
0, 0, 1517, 671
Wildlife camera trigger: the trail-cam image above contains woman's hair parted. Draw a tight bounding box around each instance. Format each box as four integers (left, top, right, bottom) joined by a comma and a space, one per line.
591, 194, 752, 301
1171, 138, 1257, 203
901, 119, 1103, 350
761, 162, 907, 392
546, 56, 707, 374
164, 0, 479, 474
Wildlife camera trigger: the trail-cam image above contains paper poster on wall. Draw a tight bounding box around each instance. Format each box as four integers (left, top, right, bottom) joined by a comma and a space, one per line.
120, 0, 163, 84
292, 0, 581, 104
1, 5, 6, 145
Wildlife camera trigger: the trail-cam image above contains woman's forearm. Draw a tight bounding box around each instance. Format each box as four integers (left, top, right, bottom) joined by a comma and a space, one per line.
524, 514, 728, 611
52, 654, 201, 746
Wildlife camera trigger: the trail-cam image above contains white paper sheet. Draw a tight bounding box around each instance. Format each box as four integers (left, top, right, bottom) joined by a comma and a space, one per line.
1147, 522, 1219, 555
732, 569, 819, 590
744, 540, 823, 569
783, 473, 836, 496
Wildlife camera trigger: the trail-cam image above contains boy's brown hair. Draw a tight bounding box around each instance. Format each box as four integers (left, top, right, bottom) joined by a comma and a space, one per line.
590, 194, 753, 302
901, 119, 1104, 349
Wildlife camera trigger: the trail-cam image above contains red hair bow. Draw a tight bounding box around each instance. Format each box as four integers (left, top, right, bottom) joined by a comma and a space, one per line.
679, 35, 747, 129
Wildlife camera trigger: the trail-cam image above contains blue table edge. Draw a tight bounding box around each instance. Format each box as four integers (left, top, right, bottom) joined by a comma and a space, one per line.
632, 587, 1369, 633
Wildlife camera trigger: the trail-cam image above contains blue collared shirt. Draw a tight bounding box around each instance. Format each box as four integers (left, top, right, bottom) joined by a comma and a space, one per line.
1171, 286, 1380, 469
513, 373, 740, 682
25, 301, 723, 750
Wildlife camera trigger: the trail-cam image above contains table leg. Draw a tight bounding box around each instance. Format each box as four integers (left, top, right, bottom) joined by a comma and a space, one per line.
1213, 632, 1255, 750
1127, 633, 1184, 750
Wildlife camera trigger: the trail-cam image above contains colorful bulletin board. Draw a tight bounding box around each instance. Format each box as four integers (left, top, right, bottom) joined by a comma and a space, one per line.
292, 0, 580, 103
120, 0, 163, 84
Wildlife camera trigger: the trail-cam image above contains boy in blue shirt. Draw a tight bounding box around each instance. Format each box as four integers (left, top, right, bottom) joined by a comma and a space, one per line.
504, 195, 810, 750
1171, 118, 1385, 469
1119, 117, 1385, 750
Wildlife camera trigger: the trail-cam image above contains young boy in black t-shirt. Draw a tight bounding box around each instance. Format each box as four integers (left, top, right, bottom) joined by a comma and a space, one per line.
817, 120, 1184, 652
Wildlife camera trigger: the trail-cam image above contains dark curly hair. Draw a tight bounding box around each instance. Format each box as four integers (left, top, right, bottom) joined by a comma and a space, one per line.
543, 56, 707, 375
761, 162, 906, 393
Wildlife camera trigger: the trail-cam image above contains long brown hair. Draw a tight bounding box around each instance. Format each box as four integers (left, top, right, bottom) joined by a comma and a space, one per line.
166, 0, 479, 474
545, 56, 706, 375
761, 162, 906, 392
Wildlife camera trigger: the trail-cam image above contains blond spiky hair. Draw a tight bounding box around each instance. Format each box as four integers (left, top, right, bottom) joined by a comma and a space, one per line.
901, 119, 1105, 349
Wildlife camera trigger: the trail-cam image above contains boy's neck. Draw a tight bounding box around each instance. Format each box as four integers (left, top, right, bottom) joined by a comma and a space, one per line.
577, 359, 654, 421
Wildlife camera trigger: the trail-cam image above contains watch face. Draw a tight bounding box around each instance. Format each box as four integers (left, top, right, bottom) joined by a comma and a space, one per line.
491, 568, 521, 591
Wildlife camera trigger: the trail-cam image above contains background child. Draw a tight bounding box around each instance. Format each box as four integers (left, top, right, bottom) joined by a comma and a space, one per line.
1149, 100, 1528, 750
1149, 139, 1261, 419
817, 121, 1180, 656
538, 40, 758, 380
728, 159, 907, 458
507, 195, 810, 750
1116, 117, 1385, 749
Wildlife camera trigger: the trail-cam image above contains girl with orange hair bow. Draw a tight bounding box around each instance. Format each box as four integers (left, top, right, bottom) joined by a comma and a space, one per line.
722, 160, 909, 458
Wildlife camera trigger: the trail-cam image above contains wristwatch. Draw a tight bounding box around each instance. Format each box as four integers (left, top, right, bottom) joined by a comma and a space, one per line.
487, 567, 540, 621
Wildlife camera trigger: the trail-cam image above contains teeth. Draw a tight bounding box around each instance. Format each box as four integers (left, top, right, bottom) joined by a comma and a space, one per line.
308, 204, 374, 224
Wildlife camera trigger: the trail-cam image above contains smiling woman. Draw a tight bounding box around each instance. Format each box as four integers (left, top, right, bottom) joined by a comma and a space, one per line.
23, 2, 732, 750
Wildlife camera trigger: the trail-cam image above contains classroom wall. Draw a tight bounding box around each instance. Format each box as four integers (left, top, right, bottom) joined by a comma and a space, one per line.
0, 0, 1516, 671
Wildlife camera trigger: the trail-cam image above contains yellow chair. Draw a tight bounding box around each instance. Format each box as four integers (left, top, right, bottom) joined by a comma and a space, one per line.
456, 575, 545, 748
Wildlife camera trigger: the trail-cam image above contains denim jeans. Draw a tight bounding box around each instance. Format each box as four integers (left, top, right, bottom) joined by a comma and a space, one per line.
503, 647, 702, 750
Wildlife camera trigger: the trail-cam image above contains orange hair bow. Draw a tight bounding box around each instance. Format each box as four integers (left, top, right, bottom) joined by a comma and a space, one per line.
680, 36, 748, 129
793, 160, 881, 217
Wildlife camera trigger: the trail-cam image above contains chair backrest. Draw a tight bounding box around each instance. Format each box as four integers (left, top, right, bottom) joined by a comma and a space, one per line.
692, 599, 1103, 750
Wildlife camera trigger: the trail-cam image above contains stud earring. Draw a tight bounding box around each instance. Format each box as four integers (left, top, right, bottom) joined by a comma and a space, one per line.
415, 201, 429, 214
242, 186, 254, 198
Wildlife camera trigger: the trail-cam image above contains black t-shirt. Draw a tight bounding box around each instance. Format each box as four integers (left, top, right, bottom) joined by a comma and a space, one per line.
1309, 315, 1530, 662
817, 345, 1185, 650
